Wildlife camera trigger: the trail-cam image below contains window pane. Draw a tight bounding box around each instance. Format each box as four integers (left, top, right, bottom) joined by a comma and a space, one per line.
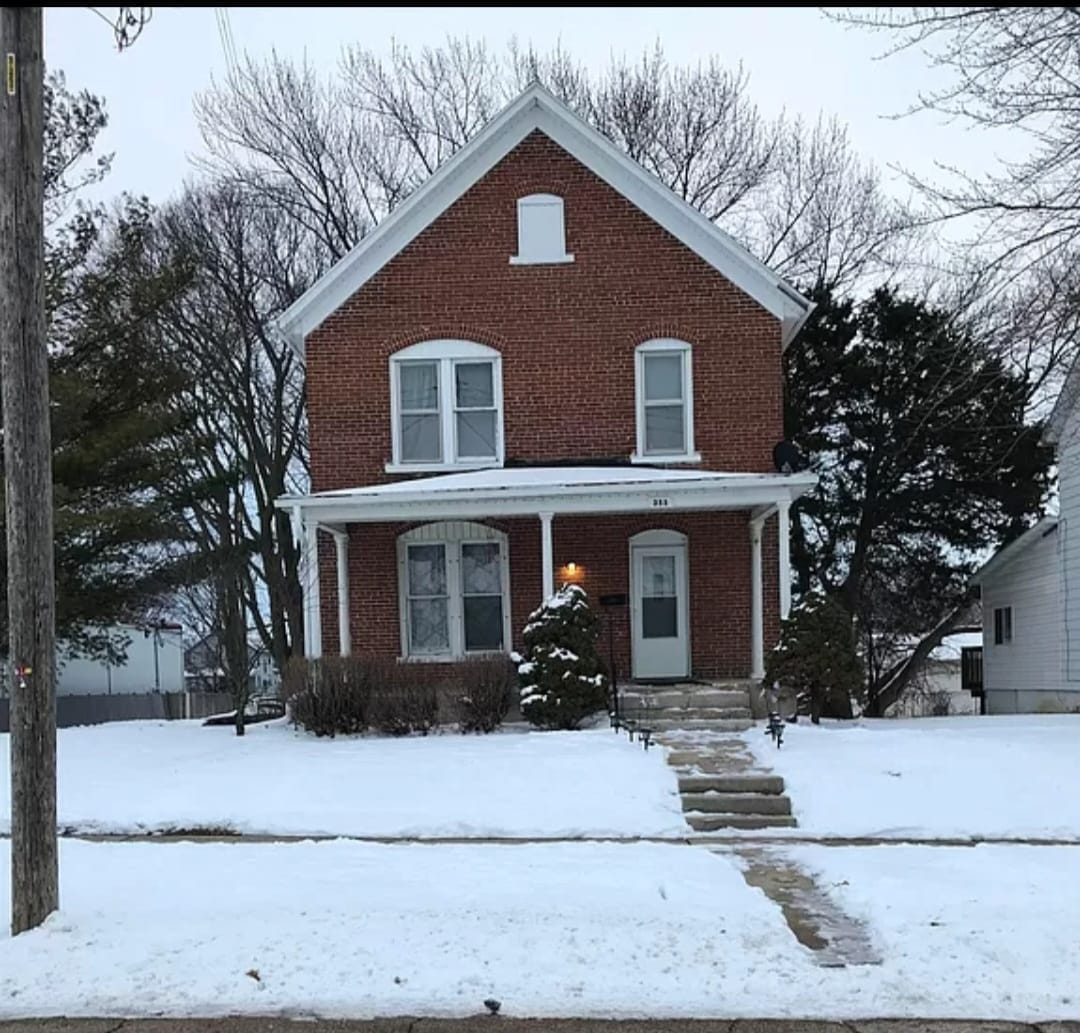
645, 405, 686, 453
643, 598, 677, 639
642, 555, 676, 598
401, 413, 442, 462
462, 542, 501, 594
407, 544, 447, 596
455, 362, 494, 408
644, 353, 683, 402
400, 362, 439, 411
456, 410, 497, 458
409, 598, 449, 652
464, 595, 504, 651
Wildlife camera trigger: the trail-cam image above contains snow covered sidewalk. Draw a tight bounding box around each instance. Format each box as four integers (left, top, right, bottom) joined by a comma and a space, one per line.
0, 720, 687, 839
0, 838, 1077, 1020
747, 715, 1080, 840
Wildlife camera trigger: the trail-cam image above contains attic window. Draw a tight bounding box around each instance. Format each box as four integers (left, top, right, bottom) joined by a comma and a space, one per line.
510, 193, 574, 265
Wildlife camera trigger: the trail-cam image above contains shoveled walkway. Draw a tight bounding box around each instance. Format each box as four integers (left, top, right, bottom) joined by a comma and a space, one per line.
662, 726, 880, 968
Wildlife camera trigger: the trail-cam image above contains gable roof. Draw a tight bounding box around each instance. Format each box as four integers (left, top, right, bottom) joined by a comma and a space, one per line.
972, 516, 1059, 585
277, 83, 813, 356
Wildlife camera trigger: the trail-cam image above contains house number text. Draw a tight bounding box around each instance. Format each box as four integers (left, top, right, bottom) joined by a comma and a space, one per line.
651, 497, 670, 508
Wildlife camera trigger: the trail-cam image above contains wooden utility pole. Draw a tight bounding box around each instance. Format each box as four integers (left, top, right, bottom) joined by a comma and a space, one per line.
0, 6, 58, 935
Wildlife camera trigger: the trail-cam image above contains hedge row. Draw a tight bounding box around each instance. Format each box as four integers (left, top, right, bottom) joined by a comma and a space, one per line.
283, 655, 515, 737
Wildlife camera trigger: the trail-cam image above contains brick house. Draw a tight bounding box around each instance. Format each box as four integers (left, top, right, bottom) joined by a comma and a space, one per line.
276, 85, 815, 685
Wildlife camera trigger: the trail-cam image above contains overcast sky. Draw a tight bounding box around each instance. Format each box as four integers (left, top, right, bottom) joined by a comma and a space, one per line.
42, 6, 1021, 207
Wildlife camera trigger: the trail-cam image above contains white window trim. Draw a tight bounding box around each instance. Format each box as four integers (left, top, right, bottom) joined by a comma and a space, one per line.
388, 339, 504, 473
630, 338, 701, 464
510, 193, 574, 265
397, 522, 512, 662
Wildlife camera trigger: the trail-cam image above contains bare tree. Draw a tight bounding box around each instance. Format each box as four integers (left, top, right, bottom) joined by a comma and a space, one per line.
832, 7, 1080, 382
158, 183, 310, 692
196, 39, 912, 295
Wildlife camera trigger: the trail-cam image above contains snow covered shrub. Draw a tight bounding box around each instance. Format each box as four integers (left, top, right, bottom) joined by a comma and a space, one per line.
367, 661, 440, 736
516, 584, 608, 730
285, 657, 369, 737
454, 656, 515, 733
765, 591, 863, 724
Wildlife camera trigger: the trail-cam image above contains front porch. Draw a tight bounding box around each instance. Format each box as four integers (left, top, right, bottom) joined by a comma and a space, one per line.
277, 466, 816, 681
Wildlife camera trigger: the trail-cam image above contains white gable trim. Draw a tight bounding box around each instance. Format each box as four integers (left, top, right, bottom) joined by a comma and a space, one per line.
277, 84, 813, 357
973, 517, 1059, 585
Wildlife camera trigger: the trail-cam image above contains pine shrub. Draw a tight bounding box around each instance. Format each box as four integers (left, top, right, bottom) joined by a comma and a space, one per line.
764, 592, 863, 723
516, 584, 608, 730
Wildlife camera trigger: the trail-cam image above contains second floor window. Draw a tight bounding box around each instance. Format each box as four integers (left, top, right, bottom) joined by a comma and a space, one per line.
634, 339, 698, 463
390, 340, 503, 471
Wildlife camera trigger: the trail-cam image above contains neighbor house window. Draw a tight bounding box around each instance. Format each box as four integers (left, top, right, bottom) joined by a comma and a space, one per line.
633, 339, 699, 463
398, 523, 511, 659
389, 340, 503, 471
993, 606, 1013, 645
510, 193, 573, 265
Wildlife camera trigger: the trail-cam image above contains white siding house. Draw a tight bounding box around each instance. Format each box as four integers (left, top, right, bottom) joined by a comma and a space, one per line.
55, 625, 185, 696
973, 519, 1069, 713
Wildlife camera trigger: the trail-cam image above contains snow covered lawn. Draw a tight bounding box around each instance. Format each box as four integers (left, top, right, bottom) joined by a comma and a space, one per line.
0, 719, 686, 838
748, 715, 1080, 840
0, 838, 1077, 1019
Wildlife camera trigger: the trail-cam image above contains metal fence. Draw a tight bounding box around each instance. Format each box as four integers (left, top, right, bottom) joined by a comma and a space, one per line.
0, 691, 235, 732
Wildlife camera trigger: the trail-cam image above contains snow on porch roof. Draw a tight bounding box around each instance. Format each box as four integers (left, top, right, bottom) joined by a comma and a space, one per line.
277, 466, 817, 522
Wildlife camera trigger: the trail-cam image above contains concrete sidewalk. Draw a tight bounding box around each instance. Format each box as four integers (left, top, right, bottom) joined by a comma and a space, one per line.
0, 1020, 1077, 1033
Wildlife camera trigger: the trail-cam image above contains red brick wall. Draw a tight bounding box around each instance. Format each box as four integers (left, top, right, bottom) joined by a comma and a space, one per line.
306, 131, 783, 490
318, 514, 778, 680
306, 129, 786, 677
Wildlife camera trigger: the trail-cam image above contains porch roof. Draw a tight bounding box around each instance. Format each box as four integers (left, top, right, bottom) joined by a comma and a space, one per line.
277, 465, 817, 524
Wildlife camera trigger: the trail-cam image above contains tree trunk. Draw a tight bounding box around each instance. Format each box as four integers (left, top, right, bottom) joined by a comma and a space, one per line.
0, 6, 59, 935
869, 593, 975, 716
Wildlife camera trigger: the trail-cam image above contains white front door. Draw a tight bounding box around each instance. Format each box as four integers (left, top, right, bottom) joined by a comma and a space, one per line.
631, 542, 690, 680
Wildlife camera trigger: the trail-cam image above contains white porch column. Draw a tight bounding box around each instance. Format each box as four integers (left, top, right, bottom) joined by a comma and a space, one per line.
334, 530, 351, 656
778, 499, 792, 621
539, 511, 555, 601
749, 518, 765, 680
304, 519, 323, 659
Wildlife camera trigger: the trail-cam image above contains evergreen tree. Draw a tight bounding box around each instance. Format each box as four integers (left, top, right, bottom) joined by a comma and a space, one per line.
517, 585, 608, 730
0, 75, 207, 660
786, 286, 1053, 715
765, 593, 864, 724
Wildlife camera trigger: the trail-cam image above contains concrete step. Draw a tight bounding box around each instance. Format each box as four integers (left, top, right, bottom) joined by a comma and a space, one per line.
685, 812, 798, 831
681, 792, 792, 816
619, 706, 752, 721
647, 718, 753, 732
677, 773, 786, 795
621, 689, 749, 709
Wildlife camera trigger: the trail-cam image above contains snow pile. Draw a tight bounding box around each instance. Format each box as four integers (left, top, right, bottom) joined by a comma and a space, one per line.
0, 839, 1077, 1019
748, 715, 1080, 840
0, 720, 686, 839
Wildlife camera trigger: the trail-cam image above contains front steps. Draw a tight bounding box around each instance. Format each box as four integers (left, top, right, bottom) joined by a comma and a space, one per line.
677, 772, 797, 831
659, 722, 798, 832
618, 681, 754, 733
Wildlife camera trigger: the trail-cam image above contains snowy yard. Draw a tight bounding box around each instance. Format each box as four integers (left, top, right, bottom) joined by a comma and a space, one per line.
0, 838, 1077, 1020
747, 715, 1080, 840
0, 719, 686, 838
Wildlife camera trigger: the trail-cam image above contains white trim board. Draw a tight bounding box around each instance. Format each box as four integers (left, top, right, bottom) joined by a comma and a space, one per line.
973, 517, 1059, 585
277, 467, 817, 525
277, 84, 813, 356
